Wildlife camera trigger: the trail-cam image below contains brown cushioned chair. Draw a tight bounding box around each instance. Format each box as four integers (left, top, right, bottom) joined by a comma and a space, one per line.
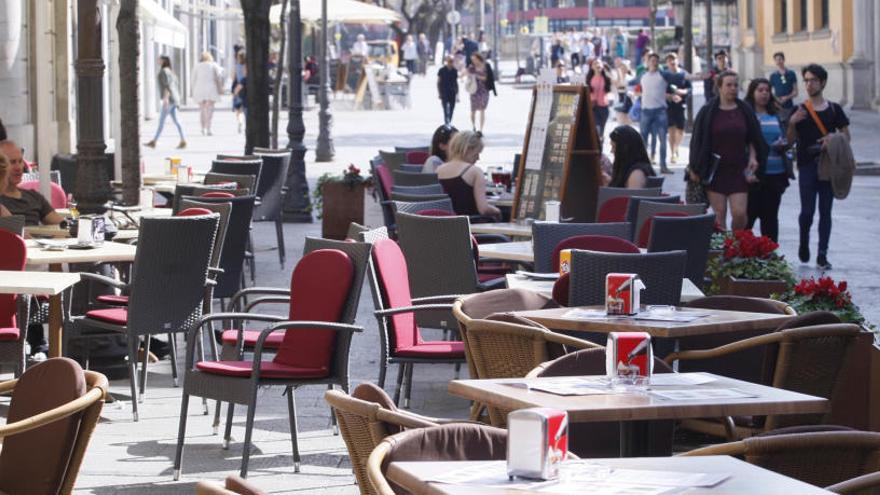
526, 347, 675, 458
683, 430, 880, 491
367, 424, 508, 495
666, 323, 861, 440
195, 475, 266, 495
452, 289, 559, 420
325, 383, 465, 495
0, 357, 108, 495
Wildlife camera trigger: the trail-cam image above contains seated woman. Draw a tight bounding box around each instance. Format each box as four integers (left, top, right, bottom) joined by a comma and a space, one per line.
436, 131, 501, 219
604, 125, 657, 188
422, 125, 458, 173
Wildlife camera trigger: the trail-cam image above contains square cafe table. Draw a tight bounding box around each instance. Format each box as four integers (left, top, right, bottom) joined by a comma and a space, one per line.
387, 457, 834, 494
448, 373, 828, 457
504, 274, 705, 304
24, 239, 137, 357
470, 222, 533, 238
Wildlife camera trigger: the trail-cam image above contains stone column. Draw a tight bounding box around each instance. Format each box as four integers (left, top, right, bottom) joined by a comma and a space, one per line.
849, 0, 874, 109
74, 0, 111, 213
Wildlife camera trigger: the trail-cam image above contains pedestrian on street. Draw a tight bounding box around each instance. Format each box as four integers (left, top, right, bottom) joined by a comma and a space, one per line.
232, 51, 247, 133
437, 56, 459, 125
663, 52, 691, 165
745, 78, 793, 243
418, 33, 431, 74
587, 58, 612, 139
351, 34, 369, 58
423, 124, 458, 173
786, 63, 850, 270
191, 51, 224, 136
145, 55, 186, 149
550, 37, 565, 69
634, 29, 650, 66
689, 71, 766, 230
695, 50, 729, 103
638, 53, 671, 173
402, 34, 418, 75
606, 125, 657, 188
614, 28, 628, 60
467, 53, 495, 134
769, 51, 798, 121
612, 58, 634, 125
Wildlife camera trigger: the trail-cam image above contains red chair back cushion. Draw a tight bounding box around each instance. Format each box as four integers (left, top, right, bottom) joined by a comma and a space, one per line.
18, 181, 67, 209
176, 207, 213, 217
636, 211, 691, 248
273, 249, 354, 373
375, 165, 393, 199
371, 238, 420, 350
406, 151, 430, 165
0, 231, 26, 328
597, 196, 629, 223
551, 235, 640, 271
201, 191, 235, 198
552, 274, 570, 306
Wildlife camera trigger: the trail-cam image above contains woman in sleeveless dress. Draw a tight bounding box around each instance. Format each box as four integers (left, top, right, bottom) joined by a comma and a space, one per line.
436, 131, 501, 219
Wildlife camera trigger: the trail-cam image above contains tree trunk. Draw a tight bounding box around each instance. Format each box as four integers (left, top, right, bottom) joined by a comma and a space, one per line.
271, 0, 289, 149
117, 0, 141, 206
241, 0, 273, 154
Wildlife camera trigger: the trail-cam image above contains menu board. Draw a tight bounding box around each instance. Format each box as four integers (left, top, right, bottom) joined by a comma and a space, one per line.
513, 84, 602, 222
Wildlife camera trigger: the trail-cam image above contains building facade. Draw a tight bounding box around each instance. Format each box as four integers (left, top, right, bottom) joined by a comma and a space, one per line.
735, 0, 878, 109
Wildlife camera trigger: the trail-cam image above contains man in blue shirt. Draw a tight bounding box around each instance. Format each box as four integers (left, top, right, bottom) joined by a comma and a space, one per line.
769, 52, 798, 113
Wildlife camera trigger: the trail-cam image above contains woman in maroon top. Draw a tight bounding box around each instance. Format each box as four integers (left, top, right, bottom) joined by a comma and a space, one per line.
689, 71, 765, 230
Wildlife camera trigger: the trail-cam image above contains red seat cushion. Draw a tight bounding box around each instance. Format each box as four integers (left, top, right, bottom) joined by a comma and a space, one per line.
96, 295, 129, 306
195, 360, 328, 379
0, 231, 26, 329
597, 196, 629, 223
221, 329, 284, 348
201, 191, 235, 198
84, 308, 128, 325
395, 340, 465, 358
0, 328, 20, 342
372, 239, 421, 352
177, 207, 213, 217
552, 274, 570, 306
551, 235, 641, 271
272, 249, 354, 375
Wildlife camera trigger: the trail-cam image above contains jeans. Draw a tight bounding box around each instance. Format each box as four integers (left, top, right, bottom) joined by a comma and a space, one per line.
639, 107, 667, 169
747, 173, 789, 243
798, 161, 833, 256
406, 59, 417, 75
593, 105, 610, 140
153, 103, 185, 141
441, 98, 456, 125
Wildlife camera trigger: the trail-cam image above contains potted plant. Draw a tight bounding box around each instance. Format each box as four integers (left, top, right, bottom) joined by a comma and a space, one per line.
706, 229, 795, 298
313, 165, 370, 240
779, 277, 874, 329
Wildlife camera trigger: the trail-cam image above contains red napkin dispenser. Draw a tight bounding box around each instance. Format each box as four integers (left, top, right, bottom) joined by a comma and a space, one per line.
605, 273, 644, 315
507, 408, 568, 480
606, 331, 653, 378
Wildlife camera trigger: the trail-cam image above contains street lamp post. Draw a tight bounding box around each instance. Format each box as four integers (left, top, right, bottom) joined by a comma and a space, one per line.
284, 0, 312, 221
315, 0, 334, 162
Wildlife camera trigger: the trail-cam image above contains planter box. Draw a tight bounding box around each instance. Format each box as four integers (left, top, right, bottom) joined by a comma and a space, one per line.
321, 181, 365, 240
717, 276, 789, 299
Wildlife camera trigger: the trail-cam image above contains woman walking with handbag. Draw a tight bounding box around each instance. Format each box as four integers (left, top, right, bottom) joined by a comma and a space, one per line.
192, 51, 224, 136
467, 53, 496, 134
145, 56, 186, 149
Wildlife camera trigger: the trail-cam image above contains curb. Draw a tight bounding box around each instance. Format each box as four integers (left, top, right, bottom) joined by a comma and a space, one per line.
855, 162, 880, 176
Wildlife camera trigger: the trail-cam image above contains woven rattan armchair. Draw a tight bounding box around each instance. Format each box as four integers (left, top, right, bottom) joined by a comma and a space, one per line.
531, 221, 632, 273
392, 170, 439, 187
390, 184, 444, 196
666, 323, 861, 439
391, 198, 454, 215
595, 186, 662, 222
647, 212, 716, 288
826, 471, 880, 494
624, 195, 680, 237
211, 158, 263, 192
326, 383, 446, 495
0, 229, 30, 376
633, 201, 707, 247
683, 430, 880, 491
379, 150, 407, 172
204, 172, 258, 196
0, 358, 108, 495
389, 192, 449, 203
568, 249, 687, 307
252, 148, 291, 268
465, 318, 600, 426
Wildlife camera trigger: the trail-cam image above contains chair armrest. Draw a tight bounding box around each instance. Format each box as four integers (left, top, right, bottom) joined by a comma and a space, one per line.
663, 331, 787, 366
826, 472, 880, 494
410, 295, 465, 304
244, 296, 291, 312
545, 332, 602, 350
251, 321, 363, 362
228, 287, 291, 310
375, 408, 438, 429
374, 304, 454, 317
186, 312, 286, 367
0, 387, 104, 439
79, 273, 128, 291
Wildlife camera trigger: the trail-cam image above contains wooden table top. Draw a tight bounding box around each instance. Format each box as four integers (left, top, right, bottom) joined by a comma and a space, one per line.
387, 457, 833, 494
478, 241, 534, 262
25, 240, 137, 266
470, 222, 533, 238
0, 271, 81, 295
512, 306, 793, 338
504, 275, 705, 303
447, 373, 828, 423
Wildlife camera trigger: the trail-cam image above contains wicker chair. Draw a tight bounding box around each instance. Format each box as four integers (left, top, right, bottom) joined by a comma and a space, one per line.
392, 170, 439, 187
634, 201, 707, 247
0, 229, 30, 376
531, 221, 632, 273
370, 163, 396, 232
390, 192, 449, 202
390, 184, 444, 195
551, 236, 642, 306
666, 323, 861, 439
568, 249, 687, 307
595, 186, 662, 222
0, 358, 108, 495
647, 212, 716, 288
367, 424, 508, 495
391, 198, 454, 215
378, 150, 407, 172
465, 318, 600, 426
683, 430, 880, 491
210, 158, 263, 192
174, 249, 364, 479
624, 195, 681, 239
827, 472, 880, 494
252, 148, 292, 268
526, 347, 675, 457
0, 215, 25, 236
204, 172, 258, 196
325, 383, 444, 495
359, 226, 390, 244
195, 475, 265, 495
405, 150, 430, 165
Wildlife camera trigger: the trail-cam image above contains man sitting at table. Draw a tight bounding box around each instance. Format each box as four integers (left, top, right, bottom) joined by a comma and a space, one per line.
0, 140, 65, 226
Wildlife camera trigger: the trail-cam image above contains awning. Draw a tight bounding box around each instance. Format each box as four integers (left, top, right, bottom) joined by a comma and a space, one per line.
270, 0, 402, 25
139, 0, 188, 49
